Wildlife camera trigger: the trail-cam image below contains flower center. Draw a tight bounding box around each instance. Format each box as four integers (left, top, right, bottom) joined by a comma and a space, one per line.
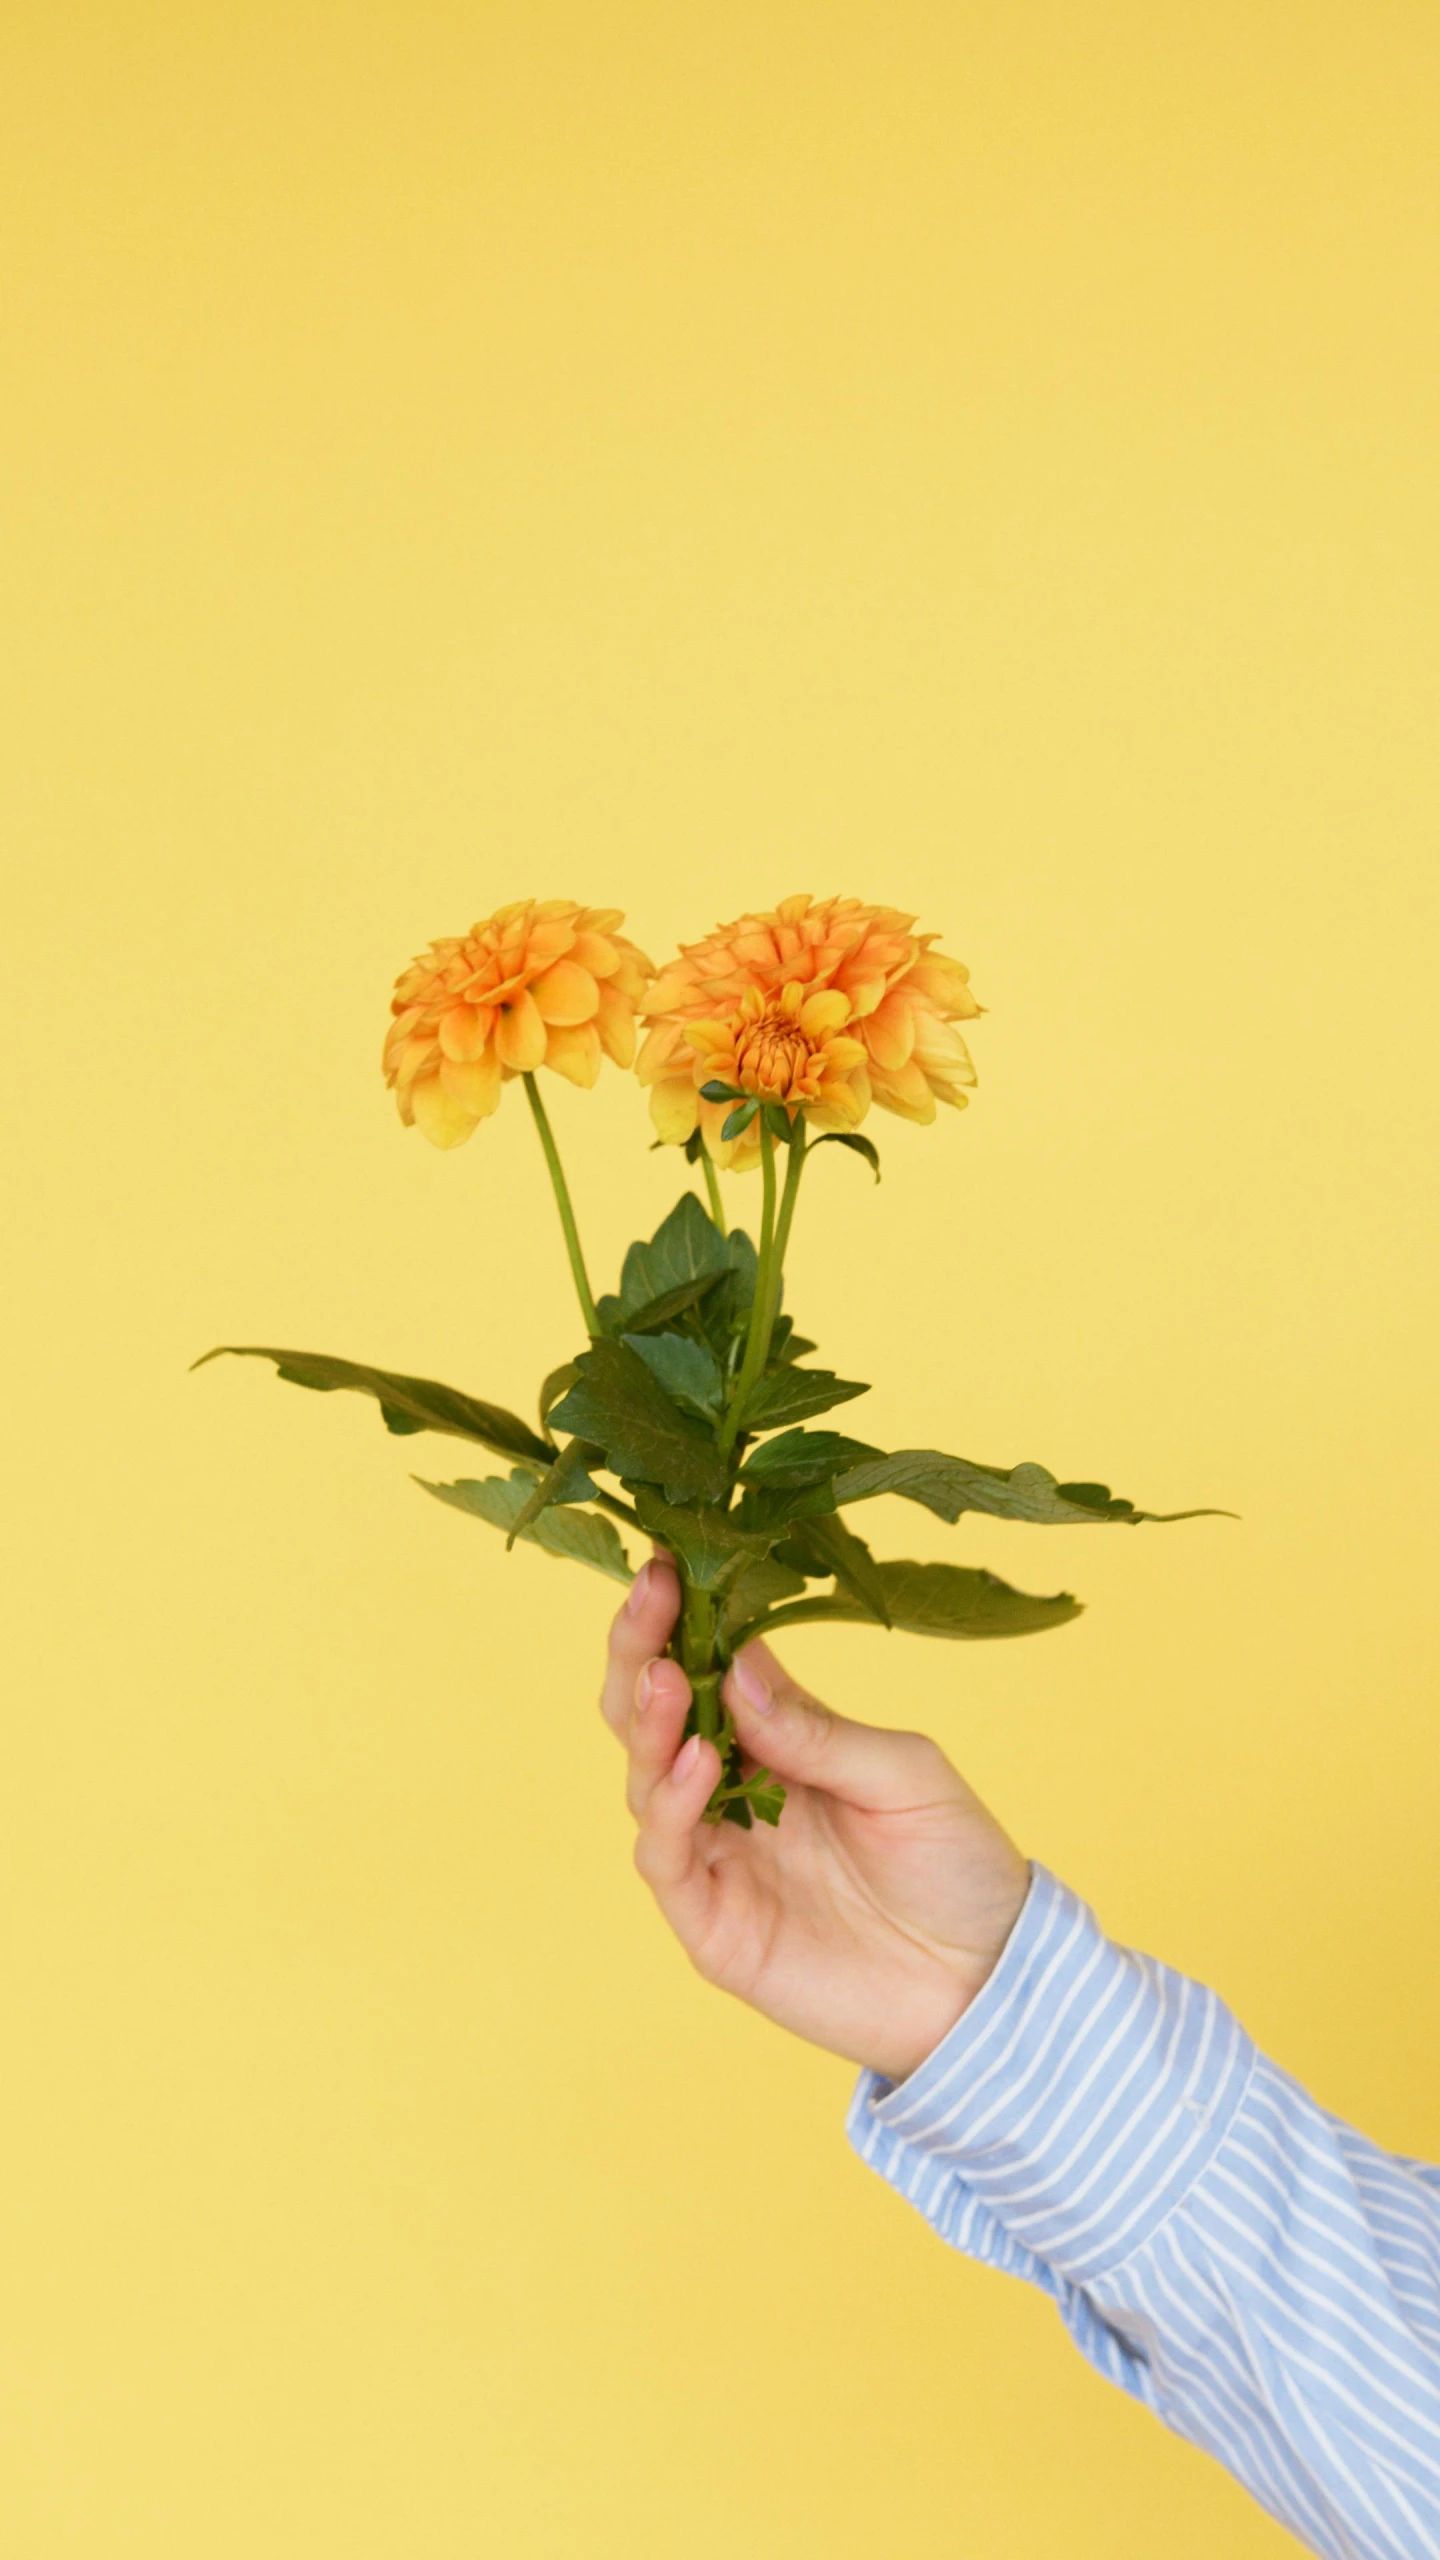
734, 996, 818, 1100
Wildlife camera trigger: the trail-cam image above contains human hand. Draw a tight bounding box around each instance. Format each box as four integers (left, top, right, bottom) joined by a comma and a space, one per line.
601, 1557, 1032, 2085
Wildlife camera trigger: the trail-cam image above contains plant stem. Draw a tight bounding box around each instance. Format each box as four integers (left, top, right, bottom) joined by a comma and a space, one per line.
700, 1149, 726, 1235
522, 1072, 600, 1337
717, 1123, 778, 1457
717, 1115, 807, 1457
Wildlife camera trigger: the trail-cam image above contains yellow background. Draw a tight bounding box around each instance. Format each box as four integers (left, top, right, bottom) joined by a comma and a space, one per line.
5, 4, 1439, 2552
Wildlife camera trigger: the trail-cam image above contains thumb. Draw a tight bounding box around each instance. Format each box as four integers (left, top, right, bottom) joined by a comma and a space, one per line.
722, 1641, 961, 1812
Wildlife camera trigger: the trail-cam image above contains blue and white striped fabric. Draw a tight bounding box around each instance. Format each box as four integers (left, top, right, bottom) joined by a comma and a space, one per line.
846, 1864, 1440, 2558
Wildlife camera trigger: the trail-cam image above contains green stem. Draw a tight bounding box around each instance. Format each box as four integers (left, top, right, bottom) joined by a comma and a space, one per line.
700, 1149, 727, 1235
718, 1123, 778, 1457
718, 1116, 807, 1457
522, 1073, 600, 1338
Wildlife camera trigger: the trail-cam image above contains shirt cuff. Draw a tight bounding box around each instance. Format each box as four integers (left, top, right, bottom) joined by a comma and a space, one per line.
846, 1863, 1256, 2285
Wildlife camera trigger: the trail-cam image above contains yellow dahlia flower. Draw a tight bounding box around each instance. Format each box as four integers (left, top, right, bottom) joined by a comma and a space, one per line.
636, 894, 981, 1168
383, 899, 653, 1149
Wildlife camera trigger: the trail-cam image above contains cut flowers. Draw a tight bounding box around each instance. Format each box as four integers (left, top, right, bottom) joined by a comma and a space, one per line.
198, 893, 1223, 1828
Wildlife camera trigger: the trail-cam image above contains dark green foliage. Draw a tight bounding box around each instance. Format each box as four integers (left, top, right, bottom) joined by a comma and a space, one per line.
622, 1330, 724, 1419
740, 1428, 882, 1487
832, 1449, 1232, 1527
418, 1471, 633, 1583
505, 1438, 602, 1549
193, 1346, 554, 1466
547, 1340, 729, 1502
811, 1131, 881, 1181
764, 1559, 1083, 1640
739, 1366, 871, 1430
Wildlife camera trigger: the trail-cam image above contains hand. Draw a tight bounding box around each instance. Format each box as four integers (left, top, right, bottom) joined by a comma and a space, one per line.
601, 1557, 1032, 2085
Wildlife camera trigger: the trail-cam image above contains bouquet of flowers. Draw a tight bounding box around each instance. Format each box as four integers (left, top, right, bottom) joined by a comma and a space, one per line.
197, 893, 1222, 1828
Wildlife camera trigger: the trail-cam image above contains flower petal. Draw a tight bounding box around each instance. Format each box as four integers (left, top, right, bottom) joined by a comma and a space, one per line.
495, 988, 548, 1070
870, 1058, 937, 1123
864, 991, 917, 1071
799, 988, 851, 1038
439, 1052, 503, 1118
410, 1074, 480, 1148
570, 930, 621, 978
650, 1076, 700, 1143
531, 959, 600, 1026
438, 1003, 495, 1063
595, 981, 637, 1067
544, 1022, 603, 1087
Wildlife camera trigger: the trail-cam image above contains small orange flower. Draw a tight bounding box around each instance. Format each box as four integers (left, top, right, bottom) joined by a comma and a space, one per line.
383, 899, 653, 1148
636, 894, 981, 1168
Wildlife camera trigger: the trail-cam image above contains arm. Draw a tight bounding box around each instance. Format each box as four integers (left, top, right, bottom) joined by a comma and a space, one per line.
602, 1561, 1440, 2560
850, 1865, 1440, 2560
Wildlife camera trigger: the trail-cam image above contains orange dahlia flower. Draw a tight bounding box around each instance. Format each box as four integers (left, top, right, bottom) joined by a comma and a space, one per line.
383, 899, 653, 1149
636, 894, 981, 1169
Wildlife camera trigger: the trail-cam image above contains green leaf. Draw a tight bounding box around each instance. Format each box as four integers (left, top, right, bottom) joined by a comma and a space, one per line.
614, 1272, 724, 1336
741, 1428, 882, 1488
628, 1487, 770, 1590
768, 1559, 1083, 1640
740, 1366, 871, 1430
547, 1340, 729, 1502
505, 1437, 602, 1549
418, 1471, 633, 1583
722, 1100, 758, 1140
734, 1479, 840, 1537
699, 1079, 744, 1103
763, 1317, 817, 1366
193, 1346, 555, 1465
831, 1449, 1233, 1527
621, 1330, 724, 1418
683, 1128, 707, 1164
695, 1226, 761, 1361
784, 1511, 893, 1624
812, 1131, 881, 1182
621, 1192, 728, 1308
539, 1362, 580, 1431
721, 1554, 808, 1642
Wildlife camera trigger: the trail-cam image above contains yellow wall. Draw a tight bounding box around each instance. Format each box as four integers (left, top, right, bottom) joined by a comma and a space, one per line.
6, 5, 1438, 2551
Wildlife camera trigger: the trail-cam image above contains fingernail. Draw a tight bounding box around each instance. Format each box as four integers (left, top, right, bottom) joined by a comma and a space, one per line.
624, 1561, 653, 1617
670, 1733, 702, 1785
732, 1653, 773, 1715
635, 1662, 656, 1716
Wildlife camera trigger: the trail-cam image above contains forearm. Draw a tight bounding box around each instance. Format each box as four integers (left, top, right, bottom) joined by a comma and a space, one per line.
848, 1866, 1440, 2560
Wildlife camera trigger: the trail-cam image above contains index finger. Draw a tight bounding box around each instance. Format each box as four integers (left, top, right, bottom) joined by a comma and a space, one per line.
600, 1554, 682, 1735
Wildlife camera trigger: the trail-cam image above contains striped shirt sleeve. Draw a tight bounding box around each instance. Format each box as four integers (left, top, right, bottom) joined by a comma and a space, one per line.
846, 1863, 1440, 2560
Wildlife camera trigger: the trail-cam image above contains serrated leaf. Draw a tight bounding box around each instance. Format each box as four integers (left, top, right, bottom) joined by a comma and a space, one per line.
418, 1471, 633, 1583
615, 1272, 724, 1336
548, 1340, 729, 1502
193, 1346, 554, 1465
763, 1316, 817, 1367
784, 1511, 892, 1624
812, 1131, 881, 1181
628, 1487, 771, 1589
734, 1479, 840, 1536
740, 1366, 871, 1430
605, 1192, 731, 1332
721, 1554, 808, 1642
696, 1225, 762, 1360
765, 1559, 1082, 1639
740, 1428, 882, 1488
831, 1448, 1232, 1527
505, 1437, 602, 1549
621, 1329, 724, 1418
